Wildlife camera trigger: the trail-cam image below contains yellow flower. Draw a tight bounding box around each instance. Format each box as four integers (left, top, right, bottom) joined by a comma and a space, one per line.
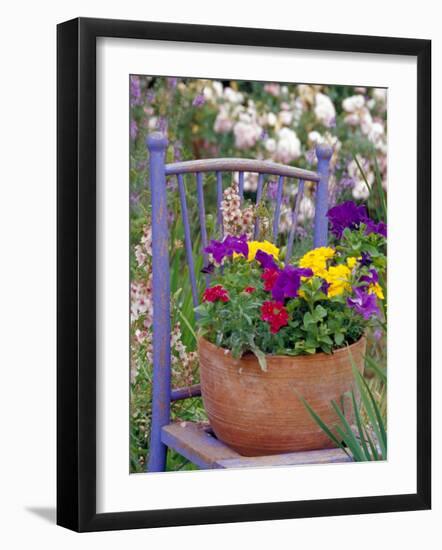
347, 257, 357, 269
324, 264, 351, 297
369, 282, 384, 300
246, 240, 280, 262
299, 247, 335, 278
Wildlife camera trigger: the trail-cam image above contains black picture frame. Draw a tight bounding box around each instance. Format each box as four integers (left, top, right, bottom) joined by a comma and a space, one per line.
57, 17, 431, 532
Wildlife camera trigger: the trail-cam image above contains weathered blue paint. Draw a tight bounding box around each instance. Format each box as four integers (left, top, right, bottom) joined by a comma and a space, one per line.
216, 171, 223, 236
196, 173, 208, 280
177, 174, 198, 307
313, 144, 333, 248
286, 179, 305, 263
170, 383, 202, 401
253, 173, 264, 239
272, 175, 284, 241
238, 171, 244, 202
146, 132, 171, 472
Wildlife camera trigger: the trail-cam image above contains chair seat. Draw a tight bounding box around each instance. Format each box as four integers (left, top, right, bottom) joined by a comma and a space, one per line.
161, 421, 352, 469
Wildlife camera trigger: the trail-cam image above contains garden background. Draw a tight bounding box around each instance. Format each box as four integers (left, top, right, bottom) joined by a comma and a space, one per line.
130, 76, 388, 473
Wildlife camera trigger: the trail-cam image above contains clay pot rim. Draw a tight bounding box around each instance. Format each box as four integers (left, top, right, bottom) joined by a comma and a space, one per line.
197, 334, 366, 364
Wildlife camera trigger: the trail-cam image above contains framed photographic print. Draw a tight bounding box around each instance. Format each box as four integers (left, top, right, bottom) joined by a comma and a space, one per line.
57, 17, 431, 532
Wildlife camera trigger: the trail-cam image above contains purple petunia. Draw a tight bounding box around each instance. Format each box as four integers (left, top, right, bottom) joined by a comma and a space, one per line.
255, 250, 279, 270
360, 252, 372, 267
204, 234, 248, 263
327, 200, 387, 239
320, 279, 330, 295
360, 268, 379, 286
327, 201, 368, 238
347, 287, 380, 320
365, 219, 387, 238
271, 266, 313, 302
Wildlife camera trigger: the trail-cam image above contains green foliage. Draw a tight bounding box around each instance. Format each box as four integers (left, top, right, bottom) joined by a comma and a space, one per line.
196, 224, 386, 369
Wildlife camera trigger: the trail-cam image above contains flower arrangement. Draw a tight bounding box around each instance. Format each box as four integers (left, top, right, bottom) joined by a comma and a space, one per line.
196, 200, 386, 370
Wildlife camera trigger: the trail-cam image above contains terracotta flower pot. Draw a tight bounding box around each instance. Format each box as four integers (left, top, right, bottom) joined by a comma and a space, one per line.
198, 336, 366, 456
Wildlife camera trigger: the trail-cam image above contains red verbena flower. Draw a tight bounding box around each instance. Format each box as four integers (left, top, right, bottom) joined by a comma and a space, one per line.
203, 285, 230, 303
261, 268, 280, 291
244, 286, 256, 293
260, 301, 289, 333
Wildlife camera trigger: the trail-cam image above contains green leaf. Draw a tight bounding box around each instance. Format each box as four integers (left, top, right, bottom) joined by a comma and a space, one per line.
314, 304, 327, 320
303, 311, 315, 327
334, 332, 345, 346
351, 390, 372, 460
331, 401, 365, 461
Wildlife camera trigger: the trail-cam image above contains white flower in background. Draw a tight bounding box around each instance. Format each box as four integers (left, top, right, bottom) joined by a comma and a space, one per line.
344, 113, 360, 126
266, 112, 277, 126
293, 97, 305, 124
148, 117, 158, 130
275, 127, 301, 163
265, 137, 277, 153
359, 110, 374, 135
347, 159, 374, 200
278, 110, 293, 126
368, 121, 385, 147
297, 84, 319, 106
341, 94, 386, 151
373, 88, 387, 104
342, 94, 365, 113
314, 92, 336, 127
298, 196, 315, 222
233, 119, 262, 149
212, 80, 223, 97
202, 80, 223, 100
308, 130, 323, 145
224, 87, 244, 104
239, 172, 259, 192
352, 180, 370, 200
214, 106, 234, 134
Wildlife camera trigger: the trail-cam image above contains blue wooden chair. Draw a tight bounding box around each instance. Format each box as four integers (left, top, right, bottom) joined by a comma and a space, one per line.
146, 131, 350, 472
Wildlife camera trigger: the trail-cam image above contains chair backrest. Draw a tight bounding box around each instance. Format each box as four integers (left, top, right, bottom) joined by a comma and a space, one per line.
145, 131, 332, 472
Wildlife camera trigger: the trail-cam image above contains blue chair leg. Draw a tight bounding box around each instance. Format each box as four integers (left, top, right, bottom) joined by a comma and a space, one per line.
146, 133, 171, 473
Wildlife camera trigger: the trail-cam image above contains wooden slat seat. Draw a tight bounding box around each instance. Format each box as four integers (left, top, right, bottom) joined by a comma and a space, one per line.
161, 421, 352, 470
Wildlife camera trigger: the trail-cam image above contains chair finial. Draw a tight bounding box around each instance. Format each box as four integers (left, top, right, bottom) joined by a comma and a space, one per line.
146, 132, 168, 151
315, 144, 333, 161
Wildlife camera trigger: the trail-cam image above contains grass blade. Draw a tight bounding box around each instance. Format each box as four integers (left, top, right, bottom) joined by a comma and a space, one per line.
330, 400, 365, 461
351, 390, 372, 460
299, 396, 351, 457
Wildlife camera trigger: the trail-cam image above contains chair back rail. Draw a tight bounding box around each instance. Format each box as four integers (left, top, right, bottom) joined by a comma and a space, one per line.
145, 132, 332, 472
